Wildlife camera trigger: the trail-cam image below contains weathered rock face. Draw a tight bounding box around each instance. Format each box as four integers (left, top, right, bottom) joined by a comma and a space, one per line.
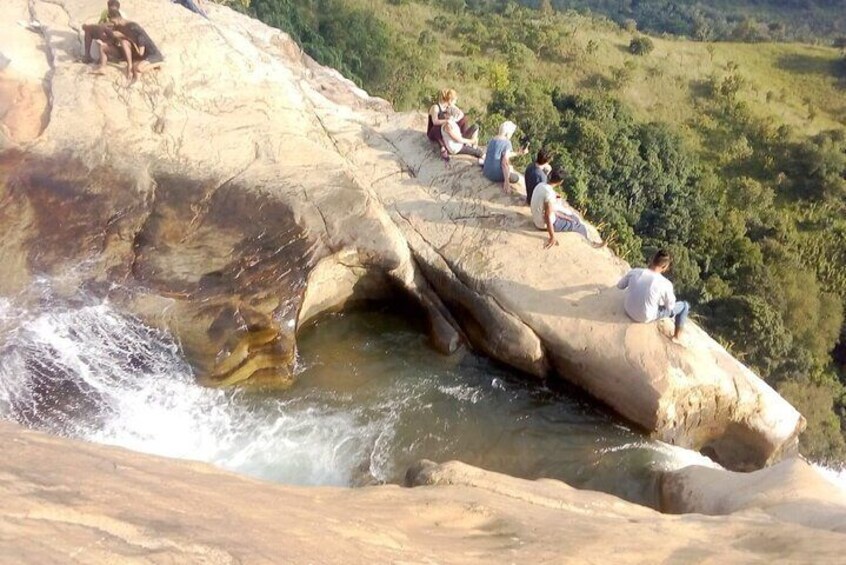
0, 0, 802, 469
3, 423, 844, 563
660, 458, 846, 532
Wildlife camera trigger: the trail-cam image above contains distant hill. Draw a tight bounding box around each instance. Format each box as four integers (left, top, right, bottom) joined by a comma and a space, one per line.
542, 0, 846, 43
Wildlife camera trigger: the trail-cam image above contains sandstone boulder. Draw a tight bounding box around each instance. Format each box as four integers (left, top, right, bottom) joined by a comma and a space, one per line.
660, 458, 846, 532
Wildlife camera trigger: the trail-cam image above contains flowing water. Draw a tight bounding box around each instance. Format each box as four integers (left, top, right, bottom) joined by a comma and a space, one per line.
0, 282, 727, 509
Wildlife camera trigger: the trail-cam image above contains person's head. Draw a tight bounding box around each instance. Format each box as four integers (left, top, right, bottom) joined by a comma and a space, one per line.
438, 88, 458, 106
649, 249, 672, 272
446, 105, 462, 119
107, 0, 120, 9
536, 148, 552, 165
498, 120, 517, 139
548, 168, 564, 187
107, 6, 122, 21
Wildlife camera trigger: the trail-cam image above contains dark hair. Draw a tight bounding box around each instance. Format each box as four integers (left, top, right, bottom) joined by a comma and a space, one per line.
536, 148, 552, 165
548, 169, 565, 184
650, 249, 672, 269
107, 0, 120, 8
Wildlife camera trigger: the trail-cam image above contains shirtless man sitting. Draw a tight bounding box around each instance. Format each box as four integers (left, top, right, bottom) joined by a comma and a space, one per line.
81, 0, 123, 69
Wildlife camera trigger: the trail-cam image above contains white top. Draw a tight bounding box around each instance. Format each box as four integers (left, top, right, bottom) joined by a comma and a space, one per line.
530, 183, 557, 229
441, 120, 465, 155
616, 268, 676, 323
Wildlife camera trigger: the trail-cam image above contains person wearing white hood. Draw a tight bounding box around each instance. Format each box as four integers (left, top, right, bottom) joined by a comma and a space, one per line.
482, 120, 527, 193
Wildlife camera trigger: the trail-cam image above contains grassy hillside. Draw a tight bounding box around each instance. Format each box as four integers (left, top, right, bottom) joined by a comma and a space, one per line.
543, 0, 846, 43
231, 0, 846, 465
335, 0, 845, 131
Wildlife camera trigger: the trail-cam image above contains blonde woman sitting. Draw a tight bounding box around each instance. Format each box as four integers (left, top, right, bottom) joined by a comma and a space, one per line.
427, 88, 478, 161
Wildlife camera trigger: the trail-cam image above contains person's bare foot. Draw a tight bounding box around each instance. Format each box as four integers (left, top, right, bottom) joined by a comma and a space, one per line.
89, 66, 106, 75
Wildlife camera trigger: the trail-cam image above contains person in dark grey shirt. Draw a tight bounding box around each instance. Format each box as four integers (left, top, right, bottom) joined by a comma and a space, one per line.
106, 9, 164, 81
524, 147, 552, 205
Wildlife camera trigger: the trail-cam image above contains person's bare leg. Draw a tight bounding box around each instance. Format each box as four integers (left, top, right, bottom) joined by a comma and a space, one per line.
90, 40, 110, 74
82, 25, 95, 63
134, 60, 163, 76
118, 39, 133, 81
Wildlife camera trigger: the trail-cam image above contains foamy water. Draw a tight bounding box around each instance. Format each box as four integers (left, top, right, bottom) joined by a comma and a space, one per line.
814, 463, 846, 491
2, 288, 839, 507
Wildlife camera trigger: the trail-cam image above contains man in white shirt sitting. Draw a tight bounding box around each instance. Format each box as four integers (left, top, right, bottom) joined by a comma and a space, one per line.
617, 249, 690, 343
530, 169, 604, 249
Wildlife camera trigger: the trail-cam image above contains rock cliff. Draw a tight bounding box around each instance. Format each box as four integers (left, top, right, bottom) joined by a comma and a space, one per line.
2, 422, 845, 563
0, 0, 803, 470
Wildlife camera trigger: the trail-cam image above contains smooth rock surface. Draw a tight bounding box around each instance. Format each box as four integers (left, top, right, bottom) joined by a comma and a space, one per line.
0, 0, 803, 469
660, 458, 846, 532
1, 423, 845, 563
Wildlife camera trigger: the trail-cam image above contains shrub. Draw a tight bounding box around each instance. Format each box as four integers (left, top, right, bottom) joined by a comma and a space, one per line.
629, 36, 654, 56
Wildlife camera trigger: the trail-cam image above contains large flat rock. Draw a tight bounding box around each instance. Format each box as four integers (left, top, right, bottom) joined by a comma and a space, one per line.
0, 0, 803, 470
1, 422, 845, 563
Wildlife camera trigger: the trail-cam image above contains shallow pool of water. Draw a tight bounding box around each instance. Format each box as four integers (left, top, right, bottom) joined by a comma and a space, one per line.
0, 289, 717, 508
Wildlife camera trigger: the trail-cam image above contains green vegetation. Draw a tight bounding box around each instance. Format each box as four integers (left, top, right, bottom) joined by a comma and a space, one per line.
629, 36, 654, 56
538, 1, 846, 43
233, 0, 846, 465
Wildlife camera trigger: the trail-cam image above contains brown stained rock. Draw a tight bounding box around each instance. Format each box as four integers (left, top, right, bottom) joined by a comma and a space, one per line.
0, 0, 51, 146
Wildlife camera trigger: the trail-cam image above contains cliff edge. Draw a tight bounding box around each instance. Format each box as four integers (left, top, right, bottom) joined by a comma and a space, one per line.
0, 0, 803, 470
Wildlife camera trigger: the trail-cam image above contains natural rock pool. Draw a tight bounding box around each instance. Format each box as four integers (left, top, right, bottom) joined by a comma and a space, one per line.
0, 286, 715, 509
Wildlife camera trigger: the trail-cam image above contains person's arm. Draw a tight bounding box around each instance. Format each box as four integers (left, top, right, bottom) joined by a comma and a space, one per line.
662, 283, 677, 312
543, 199, 558, 249
507, 147, 529, 159
429, 105, 448, 126
617, 271, 632, 289
501, 152, 511, 192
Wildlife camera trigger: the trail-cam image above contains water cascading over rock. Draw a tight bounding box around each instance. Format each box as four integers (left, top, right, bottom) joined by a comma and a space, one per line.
0, 0, 804, 470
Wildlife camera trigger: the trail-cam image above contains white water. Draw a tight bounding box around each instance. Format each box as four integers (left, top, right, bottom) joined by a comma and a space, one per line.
1, 289, 840, 507
814, 463, 846, 491
0, 298, 395, 486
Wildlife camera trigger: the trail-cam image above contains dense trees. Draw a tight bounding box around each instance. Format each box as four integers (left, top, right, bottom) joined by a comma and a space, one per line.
251, 0, 432, 106
490, 84, 846, 462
